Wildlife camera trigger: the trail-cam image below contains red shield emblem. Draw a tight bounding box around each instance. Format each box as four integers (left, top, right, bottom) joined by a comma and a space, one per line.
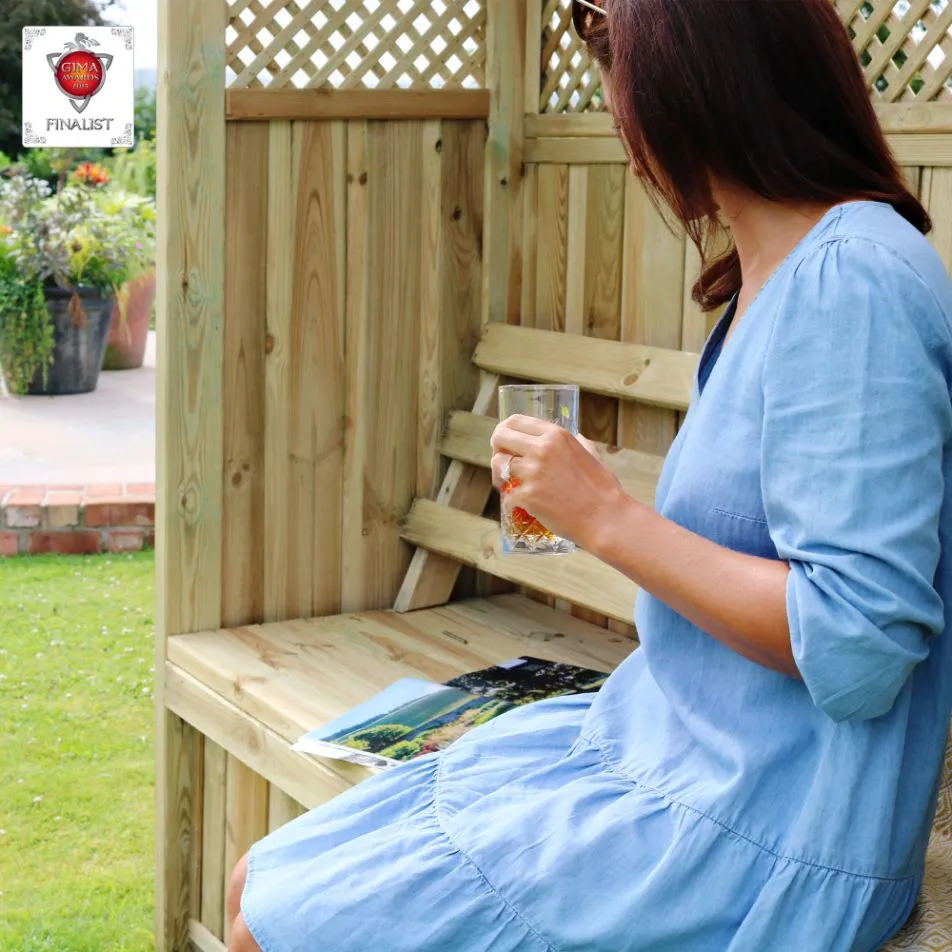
47, 34, 113, 114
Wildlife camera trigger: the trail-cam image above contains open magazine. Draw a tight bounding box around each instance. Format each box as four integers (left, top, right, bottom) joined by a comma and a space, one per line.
292, 656, 610, 770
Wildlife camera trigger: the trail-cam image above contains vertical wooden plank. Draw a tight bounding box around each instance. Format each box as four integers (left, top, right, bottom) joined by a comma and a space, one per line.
263, 120, 295, 623
221, 123, 268, 629
483, 0, 527, 328
418, 120, 445, 504
161, 715, 204, 952
341, 122, 423, 612
572, 163, 625, 628
200, 740, 228, 942
581, 164, 625, 446
222, 757, 269, 946
294, 120, 347, 619
441, 121, 486, 451
268, 785, 306, 833
519, 163, 540, 322
533, 164, 569, 331
341, 120, 370, 613
902, 165, 922, 200
680, 239, 709, 355
922, 167, 952, 274
618, 178, 685, 455
564, 166, 589, 335
525, 0, 543, 116
156, 0, 225, 945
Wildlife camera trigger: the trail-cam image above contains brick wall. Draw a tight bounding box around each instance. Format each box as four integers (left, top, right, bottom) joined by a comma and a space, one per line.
0, 484, 155, 556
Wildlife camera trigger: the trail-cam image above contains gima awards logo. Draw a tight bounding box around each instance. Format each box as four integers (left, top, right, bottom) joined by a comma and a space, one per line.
22, 26, 135, 149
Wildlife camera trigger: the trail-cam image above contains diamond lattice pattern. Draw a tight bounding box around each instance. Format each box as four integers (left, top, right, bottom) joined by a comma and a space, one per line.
540, 0, 952, 112
226, 0, 485, 90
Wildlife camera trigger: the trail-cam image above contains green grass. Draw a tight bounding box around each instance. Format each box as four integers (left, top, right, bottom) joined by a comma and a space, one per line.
0, 552, 156, 952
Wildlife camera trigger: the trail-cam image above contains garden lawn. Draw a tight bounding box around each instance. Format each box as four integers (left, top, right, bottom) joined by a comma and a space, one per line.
0, 552, 156, 952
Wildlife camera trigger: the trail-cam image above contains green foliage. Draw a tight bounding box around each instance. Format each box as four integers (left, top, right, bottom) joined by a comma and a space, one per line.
0, 551, 155, 952
0, 0, 119, 159
0, 169, 155, 392
0, 261, 52, 394
351, 723, 412, 751
134, 87, 156, 142
109, 135, 157, 198
384, 738, 426, 760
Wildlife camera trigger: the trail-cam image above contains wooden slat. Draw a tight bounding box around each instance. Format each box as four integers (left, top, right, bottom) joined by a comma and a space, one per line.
524, 104, 952, 137
341, 121, 424, 612
923, 167, 952, 274
263, 120, 295, 622
441, 410, 663, 508
394, 376, 499, 613
156, 0, 226, 946
268, 786, 305, 832
294, 120, 346, 618
400, 501, 639, 625
523, 133, 952, 167
199, 740, 228, 942
222, 757, 268, 944
164, 663, 359, 810
222, 122, 268, 628
620, 177, 686, 454
482, 0, 527, 327
226, 88, 491, 121
189, 920, 227, 952
473, 323, 697, 410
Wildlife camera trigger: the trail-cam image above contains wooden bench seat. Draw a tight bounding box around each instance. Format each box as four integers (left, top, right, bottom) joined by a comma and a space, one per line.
164, 593, 635, 810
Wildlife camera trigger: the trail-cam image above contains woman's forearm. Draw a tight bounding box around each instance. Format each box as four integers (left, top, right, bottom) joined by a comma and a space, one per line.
583, 489, 798, 678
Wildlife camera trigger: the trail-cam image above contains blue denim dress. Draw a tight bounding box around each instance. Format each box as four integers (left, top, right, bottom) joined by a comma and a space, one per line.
242, 202, 952, 952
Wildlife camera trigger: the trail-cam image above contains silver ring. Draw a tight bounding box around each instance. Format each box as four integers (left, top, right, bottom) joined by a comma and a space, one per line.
501, 455, 512, 484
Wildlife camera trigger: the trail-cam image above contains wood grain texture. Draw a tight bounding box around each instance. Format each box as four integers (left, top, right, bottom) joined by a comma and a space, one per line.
533, 164, 569, 331
401, 501, 639, 625
482, 0, 527, 328
189, 920, 227, 952
923, 168, 952, 273
222, 123, 268, 629
199, 740, 228, 941
619, 178, 687, 454
262, 121, 295, 622
342, 121, 423, 612
394, 376, 499, 613
222, 757, 268, 944
474, 324, 696, 410
226, 88, 491, 120
525, 105, 952, 138
164, 663, 360, 809
268, 786, 305, 832
292, 120, 346, 619
156, 0, 225, 946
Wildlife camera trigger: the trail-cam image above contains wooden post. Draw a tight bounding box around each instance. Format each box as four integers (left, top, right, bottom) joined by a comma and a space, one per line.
156, 0, 227, 947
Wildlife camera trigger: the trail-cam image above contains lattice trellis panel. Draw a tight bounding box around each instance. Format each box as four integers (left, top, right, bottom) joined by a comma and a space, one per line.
540, 0, 952, 113
226, 0, 485, 90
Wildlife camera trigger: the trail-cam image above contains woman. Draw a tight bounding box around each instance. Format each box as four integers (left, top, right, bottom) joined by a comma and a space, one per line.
229, 2, 952, 949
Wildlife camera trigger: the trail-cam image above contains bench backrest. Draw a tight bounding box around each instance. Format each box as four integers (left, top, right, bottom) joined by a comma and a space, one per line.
394, 324, 698, 624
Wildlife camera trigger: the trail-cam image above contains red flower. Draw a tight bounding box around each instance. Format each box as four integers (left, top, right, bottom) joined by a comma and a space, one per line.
72, 162, 111, 186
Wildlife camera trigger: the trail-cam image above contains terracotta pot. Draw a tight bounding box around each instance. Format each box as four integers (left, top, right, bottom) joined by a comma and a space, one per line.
25, 287, 112, 396
101, 269, 156, 371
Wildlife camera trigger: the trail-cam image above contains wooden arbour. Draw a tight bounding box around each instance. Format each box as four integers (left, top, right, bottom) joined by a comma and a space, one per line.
157, 2, 952, 950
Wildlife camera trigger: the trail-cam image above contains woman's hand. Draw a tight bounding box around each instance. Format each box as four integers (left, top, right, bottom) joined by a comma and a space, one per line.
490, 414, 626, 548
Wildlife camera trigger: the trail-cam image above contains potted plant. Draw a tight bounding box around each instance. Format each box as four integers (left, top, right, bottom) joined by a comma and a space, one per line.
71, 163, 157, 371
0, 169, 148, 395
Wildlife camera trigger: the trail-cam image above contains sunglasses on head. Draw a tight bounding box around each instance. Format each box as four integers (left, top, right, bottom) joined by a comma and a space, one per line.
572, 0, 607, 41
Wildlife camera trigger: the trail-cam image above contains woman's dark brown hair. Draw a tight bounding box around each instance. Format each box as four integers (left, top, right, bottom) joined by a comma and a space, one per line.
574, 0, 931, 311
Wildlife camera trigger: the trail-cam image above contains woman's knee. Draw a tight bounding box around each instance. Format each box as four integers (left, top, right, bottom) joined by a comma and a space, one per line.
227, 912, 263, 952
226, 852, 250, 926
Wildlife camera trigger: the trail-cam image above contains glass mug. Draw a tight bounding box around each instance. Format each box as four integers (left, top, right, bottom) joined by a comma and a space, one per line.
497, 384, 580, 555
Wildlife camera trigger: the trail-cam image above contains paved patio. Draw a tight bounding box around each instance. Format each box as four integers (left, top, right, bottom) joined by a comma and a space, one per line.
0, 332, 156, 487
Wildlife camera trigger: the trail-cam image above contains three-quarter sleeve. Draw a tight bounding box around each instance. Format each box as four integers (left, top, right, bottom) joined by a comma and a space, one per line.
761, 238, 951, 722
